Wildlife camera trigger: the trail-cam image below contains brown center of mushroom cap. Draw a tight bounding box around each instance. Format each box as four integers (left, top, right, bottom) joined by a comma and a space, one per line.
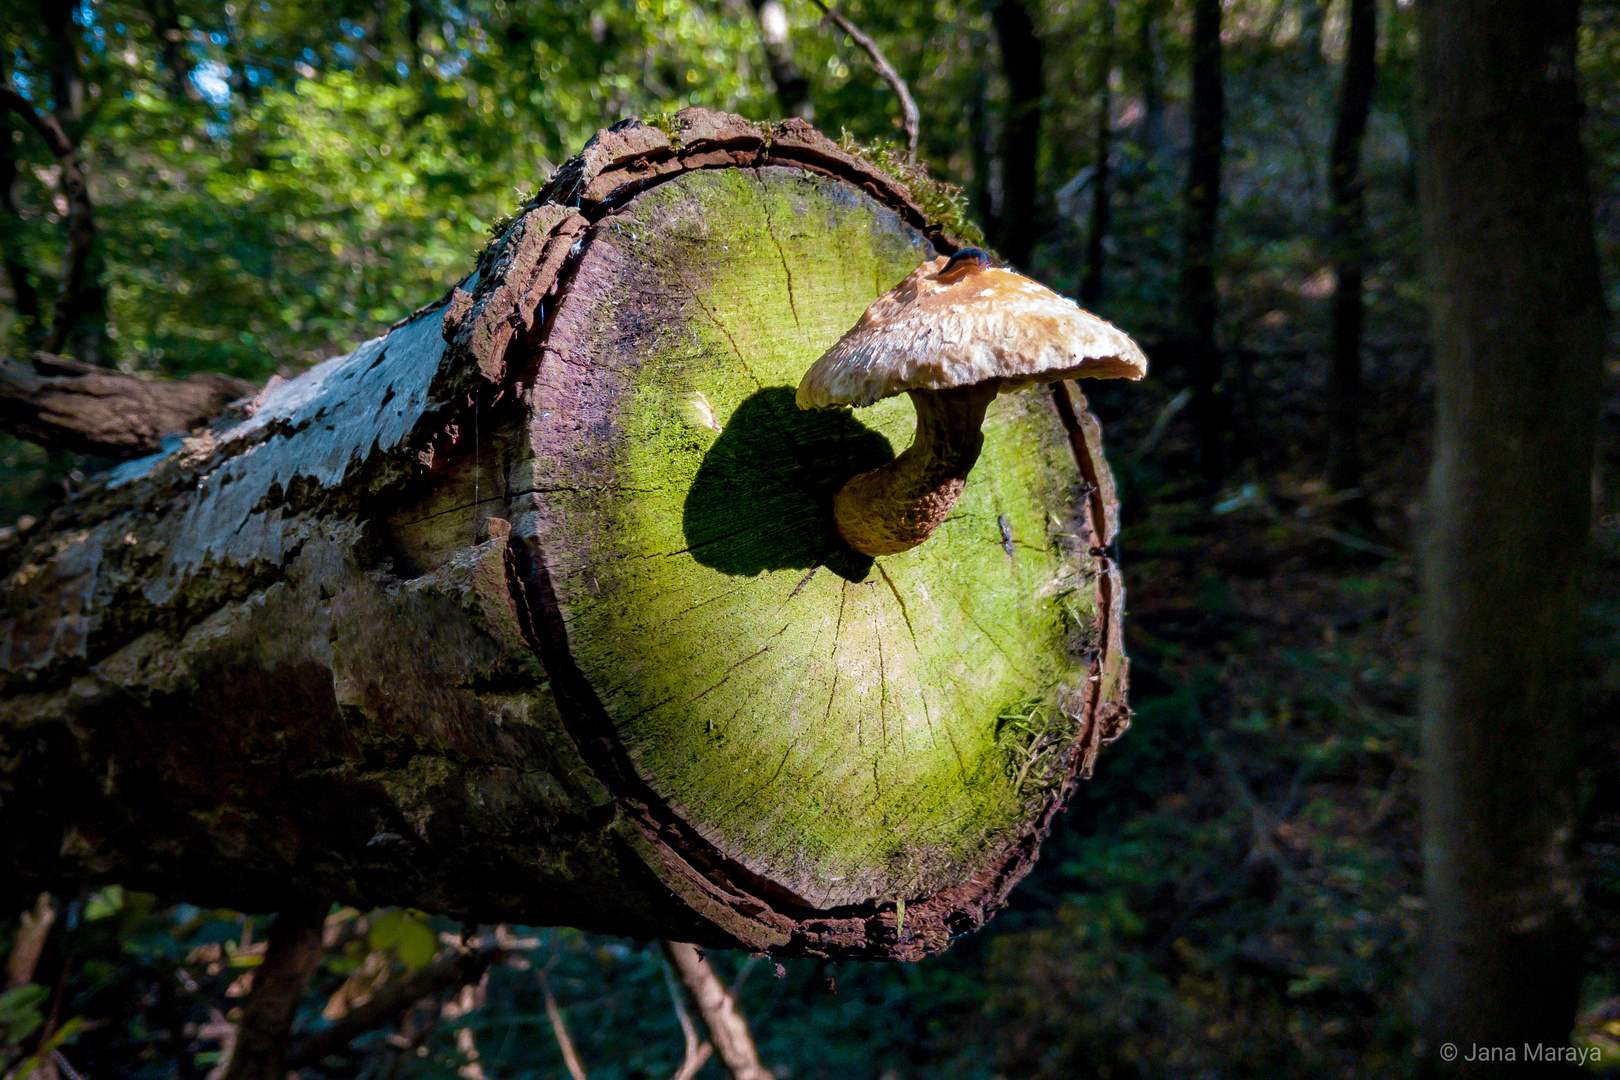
797, 254, 1147, 411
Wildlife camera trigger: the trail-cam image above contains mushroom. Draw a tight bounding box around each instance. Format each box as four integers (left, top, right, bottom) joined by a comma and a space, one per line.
797, 248, 1147, 557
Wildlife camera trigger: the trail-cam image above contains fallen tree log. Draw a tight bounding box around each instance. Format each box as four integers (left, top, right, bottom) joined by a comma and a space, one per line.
0, 110, 1130, 960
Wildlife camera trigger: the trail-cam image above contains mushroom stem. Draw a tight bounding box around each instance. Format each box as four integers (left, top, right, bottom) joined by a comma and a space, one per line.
833, 380, 1002, 556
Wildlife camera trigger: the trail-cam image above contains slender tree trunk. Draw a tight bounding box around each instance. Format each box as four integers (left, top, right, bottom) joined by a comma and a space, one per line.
750, 0, 812, 120
221, 901, 329, 1080
1415, 0, 1607, 1073
1326, 0, 1376, 493
1180, 0, 1225, 487
1298, 0, 1325, 63
147, 0, 195, 101
35, 0, 108, 366
0, 111, 1132, 963
992, 0, 1043, 269
1079, 0, 1113, 310
0, 101, 42, 348
970, 64, 996, 236
1131, 0, 1165, 162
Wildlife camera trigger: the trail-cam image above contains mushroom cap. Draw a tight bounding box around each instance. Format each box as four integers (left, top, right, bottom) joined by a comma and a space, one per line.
797, 254, 1148, 409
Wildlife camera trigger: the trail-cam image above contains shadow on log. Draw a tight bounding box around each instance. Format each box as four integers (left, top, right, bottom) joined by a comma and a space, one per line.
0, 110, 1131, 960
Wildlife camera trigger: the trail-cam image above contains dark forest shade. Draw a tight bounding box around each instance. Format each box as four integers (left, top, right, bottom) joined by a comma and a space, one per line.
1415, 0, 1608, 1070
1326, 0, 1376, 494
991, 0, 1043, 270
1180, 0, 1224, 488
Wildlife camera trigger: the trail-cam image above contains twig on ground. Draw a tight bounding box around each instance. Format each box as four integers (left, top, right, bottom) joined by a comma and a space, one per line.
284, 945, 504, 1070
540, 972, 589, 1080
660, 948, 715, 1080
5, 894, 56, 989
806, 0, 919, 163
661, 941, 774, 1080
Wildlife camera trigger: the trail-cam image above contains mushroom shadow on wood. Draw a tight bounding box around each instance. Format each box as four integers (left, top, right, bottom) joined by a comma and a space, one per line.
681, 386, 887, 580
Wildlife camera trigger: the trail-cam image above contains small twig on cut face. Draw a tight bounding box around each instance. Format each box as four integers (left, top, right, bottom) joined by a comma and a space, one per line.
0, 89, 96, 357
806, 0, 919, 163
540, 972, 589, 1080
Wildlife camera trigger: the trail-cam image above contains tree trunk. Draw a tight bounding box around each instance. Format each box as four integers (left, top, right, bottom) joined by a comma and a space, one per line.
0, 110, 1132, 962
1079, 0, 1113, 311
1180, 0, 1225, 487
1415, 0, 1607, 1071
1326, 0, 1376, 494
748, 0, 813, 121
992, 0, 1043, 269
1130, 0, 1165, 162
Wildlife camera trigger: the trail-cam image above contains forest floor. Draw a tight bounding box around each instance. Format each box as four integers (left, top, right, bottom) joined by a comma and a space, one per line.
937, 347, 1620, 1079
6, 342, 1617, 1080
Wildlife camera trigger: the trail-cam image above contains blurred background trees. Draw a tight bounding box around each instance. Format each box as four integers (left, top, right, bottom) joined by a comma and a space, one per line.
1, 0, 1617, 1076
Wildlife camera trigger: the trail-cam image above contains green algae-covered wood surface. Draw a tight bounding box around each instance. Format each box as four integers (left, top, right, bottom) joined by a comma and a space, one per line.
0, 110, 1129, 959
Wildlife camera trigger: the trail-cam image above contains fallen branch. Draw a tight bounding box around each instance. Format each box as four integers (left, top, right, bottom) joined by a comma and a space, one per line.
0, 352, 256, 456
807, 0, 919, 163
0, 89, 95, 356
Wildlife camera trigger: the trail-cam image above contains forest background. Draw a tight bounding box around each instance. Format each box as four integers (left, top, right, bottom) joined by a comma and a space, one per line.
0, 0, 1616, 1077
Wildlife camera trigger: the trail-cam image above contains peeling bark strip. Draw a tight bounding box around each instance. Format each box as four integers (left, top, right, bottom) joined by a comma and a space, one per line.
0, 110, 1128, 960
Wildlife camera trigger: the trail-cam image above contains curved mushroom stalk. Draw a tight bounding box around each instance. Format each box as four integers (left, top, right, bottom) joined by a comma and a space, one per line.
799, 248, 1148, 559
833, 382, 1001, 556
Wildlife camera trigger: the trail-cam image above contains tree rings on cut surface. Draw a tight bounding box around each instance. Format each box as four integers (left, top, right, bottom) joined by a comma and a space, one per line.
479, 113, 1132, 956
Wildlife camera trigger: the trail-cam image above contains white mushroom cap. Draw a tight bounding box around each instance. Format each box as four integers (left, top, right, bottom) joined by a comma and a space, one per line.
797, 253, 1148, 409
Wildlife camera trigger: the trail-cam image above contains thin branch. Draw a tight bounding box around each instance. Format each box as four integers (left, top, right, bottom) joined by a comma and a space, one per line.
284, 946, 504, 1070
661, 942, 774, 1080
221, 901, 330, 1080
0, 89, 95, 357
806, 0, 919, 163
539, 973, 588, 1080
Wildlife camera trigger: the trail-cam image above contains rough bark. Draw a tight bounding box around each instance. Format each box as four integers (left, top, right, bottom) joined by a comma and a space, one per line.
1179, 0, 1225, 488
1415, 0, 1607, 1072
992, 0, 1043, 269
1325, 0, 1376, 493
0, 110, 1131, 961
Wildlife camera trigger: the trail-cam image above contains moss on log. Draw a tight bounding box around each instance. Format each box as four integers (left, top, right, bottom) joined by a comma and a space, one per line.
0, 110, 1130, 960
